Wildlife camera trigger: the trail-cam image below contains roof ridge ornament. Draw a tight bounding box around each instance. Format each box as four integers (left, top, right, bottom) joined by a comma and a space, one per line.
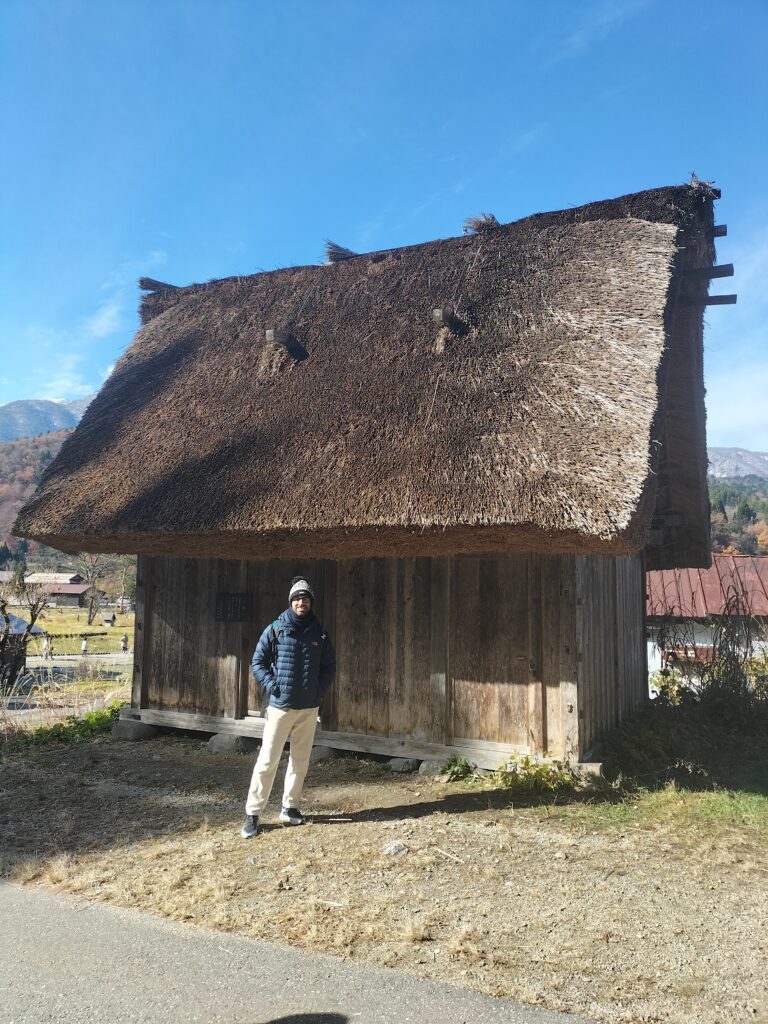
463, 212, 501, 235
325, 240, 359, 263
138, 277, 179, 292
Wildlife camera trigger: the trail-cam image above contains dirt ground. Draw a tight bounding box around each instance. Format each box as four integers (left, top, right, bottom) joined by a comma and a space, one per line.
2, 733, 766, 1024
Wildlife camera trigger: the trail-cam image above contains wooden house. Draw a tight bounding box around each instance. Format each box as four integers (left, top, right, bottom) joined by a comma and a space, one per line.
647, 554, 768, 676
14, 184, 729, 766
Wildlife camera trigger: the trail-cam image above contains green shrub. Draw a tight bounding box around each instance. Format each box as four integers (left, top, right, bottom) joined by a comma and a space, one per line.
3, 701, 124, 753
493, 755, 577, 796
441, 755, 474, 780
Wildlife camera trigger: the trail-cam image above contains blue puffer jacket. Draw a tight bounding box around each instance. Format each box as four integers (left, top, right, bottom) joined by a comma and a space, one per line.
251, 610, 336, 710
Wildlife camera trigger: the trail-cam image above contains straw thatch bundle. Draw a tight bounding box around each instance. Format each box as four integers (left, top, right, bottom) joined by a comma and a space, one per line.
463, 212, 501, 234
14, 185, 715, 565
324, 241, 359, 263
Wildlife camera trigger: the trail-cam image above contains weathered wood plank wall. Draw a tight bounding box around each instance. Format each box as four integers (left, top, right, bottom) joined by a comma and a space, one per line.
134, 552, 647, 760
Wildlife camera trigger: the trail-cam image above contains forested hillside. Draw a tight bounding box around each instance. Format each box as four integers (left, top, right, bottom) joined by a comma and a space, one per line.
0, 430, 70, 548
708, 475, 768, 554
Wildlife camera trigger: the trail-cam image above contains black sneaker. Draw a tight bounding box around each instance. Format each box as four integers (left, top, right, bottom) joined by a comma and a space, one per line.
279, 807, 305, 826
240, 814, 259, 838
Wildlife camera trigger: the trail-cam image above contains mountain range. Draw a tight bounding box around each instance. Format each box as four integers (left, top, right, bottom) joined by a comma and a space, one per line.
707, 448, 768, 480
0, 396, 94, 443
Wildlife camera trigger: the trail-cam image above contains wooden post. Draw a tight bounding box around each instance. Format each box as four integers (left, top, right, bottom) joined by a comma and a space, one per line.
319, 560, 338, 730
559, 557, 579, 761
430, 557, 451, 745
132, 553, 152, 710
527, 553, 545, 753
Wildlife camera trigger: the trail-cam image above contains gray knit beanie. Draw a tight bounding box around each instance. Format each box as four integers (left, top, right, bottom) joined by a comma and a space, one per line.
289, 578, 314, 603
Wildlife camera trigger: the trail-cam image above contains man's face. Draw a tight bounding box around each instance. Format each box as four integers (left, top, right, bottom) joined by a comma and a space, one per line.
291, 594, 311, 616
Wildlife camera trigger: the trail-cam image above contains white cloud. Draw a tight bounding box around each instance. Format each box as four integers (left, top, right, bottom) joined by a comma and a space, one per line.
84, 299, 122, 338
30, 351, 93, 401
545, 0, 654, 67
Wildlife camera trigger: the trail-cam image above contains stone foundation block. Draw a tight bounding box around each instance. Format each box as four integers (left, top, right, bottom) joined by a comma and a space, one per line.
112, 720, 162, 741
207, 734, 261, 755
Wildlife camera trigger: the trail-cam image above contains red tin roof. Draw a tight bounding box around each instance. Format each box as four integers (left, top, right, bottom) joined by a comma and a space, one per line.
647, 554, 768, 618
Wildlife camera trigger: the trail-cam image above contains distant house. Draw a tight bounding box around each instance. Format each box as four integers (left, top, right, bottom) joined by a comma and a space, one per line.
14, 183, 725, 765
647, 554, 768, 675
24, 572, 84, 585
45, 583, 105, 608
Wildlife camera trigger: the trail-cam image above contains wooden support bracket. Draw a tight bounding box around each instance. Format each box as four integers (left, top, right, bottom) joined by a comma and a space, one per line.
685, 263, 734, 280
682, 294, 737, 307
713, 224, 727, 238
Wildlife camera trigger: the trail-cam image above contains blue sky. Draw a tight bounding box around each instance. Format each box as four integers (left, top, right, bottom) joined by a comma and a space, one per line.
1, 0, 766, 448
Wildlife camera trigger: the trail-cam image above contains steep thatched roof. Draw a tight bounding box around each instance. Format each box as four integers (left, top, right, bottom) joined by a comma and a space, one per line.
14, 185, 717, 566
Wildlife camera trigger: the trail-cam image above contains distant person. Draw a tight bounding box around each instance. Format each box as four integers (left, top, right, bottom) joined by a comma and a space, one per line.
80, 637, 89, 657
120, 633, 129, 653
42, 636, 51, 660
241, 577, 336, 839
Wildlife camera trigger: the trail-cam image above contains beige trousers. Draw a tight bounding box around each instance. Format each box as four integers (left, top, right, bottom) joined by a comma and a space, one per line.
245, 705, 319, 815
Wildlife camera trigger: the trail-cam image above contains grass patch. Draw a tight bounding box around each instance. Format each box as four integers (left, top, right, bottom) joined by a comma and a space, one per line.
2, 701, 124, 752
27, 607, 135, 655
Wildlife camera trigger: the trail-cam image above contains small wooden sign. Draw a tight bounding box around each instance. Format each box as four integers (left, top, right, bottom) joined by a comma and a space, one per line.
215, 593, 253, 623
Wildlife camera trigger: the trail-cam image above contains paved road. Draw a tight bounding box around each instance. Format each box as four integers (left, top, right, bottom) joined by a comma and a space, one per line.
1, 882, 595, 1024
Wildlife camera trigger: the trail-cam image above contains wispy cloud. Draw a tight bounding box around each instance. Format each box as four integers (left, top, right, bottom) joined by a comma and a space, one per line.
545, 0, 654, 67
29, 348, 93, 402
16, 249, 171, 403
84, 299, 122, 338
85, 249, 169, 338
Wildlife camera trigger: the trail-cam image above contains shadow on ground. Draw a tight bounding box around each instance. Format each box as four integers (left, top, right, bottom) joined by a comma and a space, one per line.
0, 732, 604, 873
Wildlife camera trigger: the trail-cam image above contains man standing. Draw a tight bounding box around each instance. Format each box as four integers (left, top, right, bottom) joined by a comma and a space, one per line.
241, 577, 336, 838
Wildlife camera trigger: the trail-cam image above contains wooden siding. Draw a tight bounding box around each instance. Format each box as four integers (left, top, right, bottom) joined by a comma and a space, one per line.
575, 554, 647, 757
133, 552, 646, 760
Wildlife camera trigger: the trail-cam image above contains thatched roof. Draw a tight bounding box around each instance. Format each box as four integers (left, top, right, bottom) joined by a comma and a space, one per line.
14, 185, 717, 567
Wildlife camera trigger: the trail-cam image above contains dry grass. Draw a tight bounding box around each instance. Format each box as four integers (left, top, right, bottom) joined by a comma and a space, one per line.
0, 670, 130, 742
2, 734, 766, 1024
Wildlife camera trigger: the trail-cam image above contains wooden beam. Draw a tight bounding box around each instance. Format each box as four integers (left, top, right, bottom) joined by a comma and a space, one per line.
120, 706, 542, 769
712, 224, 727, 238
685, 263, 734, 280
683, 293, 737, 307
